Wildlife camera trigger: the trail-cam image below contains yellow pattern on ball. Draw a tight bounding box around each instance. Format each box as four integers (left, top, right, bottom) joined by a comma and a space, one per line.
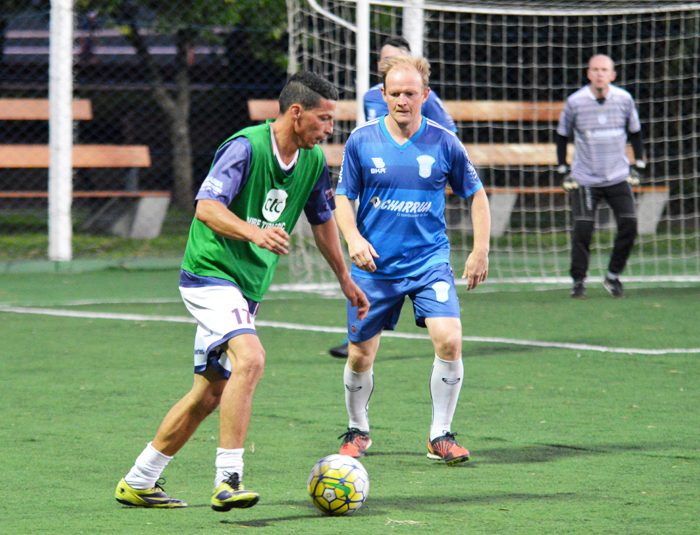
308, 454, 370, 516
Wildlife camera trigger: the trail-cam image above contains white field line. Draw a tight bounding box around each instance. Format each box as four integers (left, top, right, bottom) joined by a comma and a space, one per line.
2, 306, 699, 356
5, 279, 697, 309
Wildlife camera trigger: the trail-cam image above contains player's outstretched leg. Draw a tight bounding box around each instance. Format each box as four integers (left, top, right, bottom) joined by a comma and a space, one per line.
211, 472, 260, 511
338, 427, 372, 458
427, 432, 470, 465
115, 478, 187, 508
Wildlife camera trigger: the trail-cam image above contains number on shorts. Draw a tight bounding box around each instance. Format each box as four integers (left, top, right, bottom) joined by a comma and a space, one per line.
231, 308, 251, 324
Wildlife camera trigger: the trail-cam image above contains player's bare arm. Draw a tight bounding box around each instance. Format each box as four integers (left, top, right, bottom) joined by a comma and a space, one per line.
334, 195, 379, 273
311, 218, 370, 320
196, 199, 289, 255
462, 187, 490, 290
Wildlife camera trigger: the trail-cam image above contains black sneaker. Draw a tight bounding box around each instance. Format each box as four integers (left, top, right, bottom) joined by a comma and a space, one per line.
603, 277, 625, 299
570, 280, 586, 299
329, 341, 349, 358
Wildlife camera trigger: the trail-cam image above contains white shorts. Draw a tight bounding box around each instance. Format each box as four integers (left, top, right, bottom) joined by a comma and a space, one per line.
180, 285, 260, 379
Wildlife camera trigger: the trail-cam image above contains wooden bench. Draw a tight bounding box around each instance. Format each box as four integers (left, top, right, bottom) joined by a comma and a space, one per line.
248, 99, 668, 237
247, 99, 567, 167
0, 98, 170, 239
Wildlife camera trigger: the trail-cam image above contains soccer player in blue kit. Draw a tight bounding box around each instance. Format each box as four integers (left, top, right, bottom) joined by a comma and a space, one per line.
328, 35, 457, 359
333, 56, 491, 464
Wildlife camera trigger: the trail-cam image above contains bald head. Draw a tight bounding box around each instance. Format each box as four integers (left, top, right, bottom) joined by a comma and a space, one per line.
589, 54, 614, 71
587, 54, 617, 98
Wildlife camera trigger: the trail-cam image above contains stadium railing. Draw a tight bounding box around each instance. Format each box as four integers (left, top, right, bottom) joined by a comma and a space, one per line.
0, 98, 170, 239
248, 99, 669, 237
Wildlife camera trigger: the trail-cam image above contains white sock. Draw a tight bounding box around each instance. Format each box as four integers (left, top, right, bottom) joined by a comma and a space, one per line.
429, 355, 464, 441
215, 447, 245, 488
124, 442, 172, 490
344, 364, 373, 432
607, 271, 619, 280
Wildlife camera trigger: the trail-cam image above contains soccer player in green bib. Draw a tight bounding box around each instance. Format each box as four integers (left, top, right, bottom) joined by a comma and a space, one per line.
116, 72, 369, 512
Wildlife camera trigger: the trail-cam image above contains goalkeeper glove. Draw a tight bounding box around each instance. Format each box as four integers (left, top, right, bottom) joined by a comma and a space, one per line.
558, 165, 578, 192
626, 160, 646, 186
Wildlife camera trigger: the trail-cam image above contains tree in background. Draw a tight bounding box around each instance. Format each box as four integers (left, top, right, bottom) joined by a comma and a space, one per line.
76, 0, 287, 210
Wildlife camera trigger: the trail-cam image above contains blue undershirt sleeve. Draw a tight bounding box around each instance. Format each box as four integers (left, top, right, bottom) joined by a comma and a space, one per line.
195, 137, 252, 206
304, 162, 336, 225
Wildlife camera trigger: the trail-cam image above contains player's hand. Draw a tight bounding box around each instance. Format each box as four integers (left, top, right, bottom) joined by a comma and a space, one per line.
347, 236, 379, 273
558, 165, 578, 192
462, 248, 489, 290
252, 226, 289, 255
340, 277, 370, 321
626, 161, 646, 187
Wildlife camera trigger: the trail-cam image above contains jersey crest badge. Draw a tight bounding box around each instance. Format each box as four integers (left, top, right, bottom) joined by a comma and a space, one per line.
416, 155, 436, 178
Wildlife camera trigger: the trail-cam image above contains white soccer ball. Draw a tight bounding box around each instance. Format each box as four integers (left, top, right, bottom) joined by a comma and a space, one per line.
308, 454, 370, 516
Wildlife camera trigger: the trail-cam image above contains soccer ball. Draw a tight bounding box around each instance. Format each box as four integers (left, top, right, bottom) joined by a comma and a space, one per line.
308, 454, 369, 516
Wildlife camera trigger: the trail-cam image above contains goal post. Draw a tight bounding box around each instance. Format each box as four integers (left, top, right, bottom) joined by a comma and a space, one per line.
287, 0, 700, 284
48, 0, 74, 262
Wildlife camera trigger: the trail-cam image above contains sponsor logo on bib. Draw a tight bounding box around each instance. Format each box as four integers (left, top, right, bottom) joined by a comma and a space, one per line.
262, 189, 288, 222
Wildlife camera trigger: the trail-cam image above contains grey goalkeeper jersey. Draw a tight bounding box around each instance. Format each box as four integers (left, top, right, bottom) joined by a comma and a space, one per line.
557, 84, 641, 187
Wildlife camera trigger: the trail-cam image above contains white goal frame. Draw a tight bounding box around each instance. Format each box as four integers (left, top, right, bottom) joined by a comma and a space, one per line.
287, 0, 700, 285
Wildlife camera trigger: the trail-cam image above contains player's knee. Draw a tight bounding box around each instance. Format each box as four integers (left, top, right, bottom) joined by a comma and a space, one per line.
618, 217, 637, 240
434, 333, 462, 360
233, 347, 266, 379
348, 352, 375, 373
574, 219, 595, 238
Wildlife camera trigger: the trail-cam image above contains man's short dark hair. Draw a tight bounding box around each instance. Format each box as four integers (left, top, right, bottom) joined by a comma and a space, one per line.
278, 71, 338, 113
382, 36, 411, 52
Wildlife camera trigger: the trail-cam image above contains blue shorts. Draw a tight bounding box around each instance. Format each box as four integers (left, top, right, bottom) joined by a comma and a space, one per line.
347, 262, 460, 342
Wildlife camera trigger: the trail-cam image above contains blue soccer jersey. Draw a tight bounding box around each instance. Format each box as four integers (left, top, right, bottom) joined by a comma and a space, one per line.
336, 117, 482, 279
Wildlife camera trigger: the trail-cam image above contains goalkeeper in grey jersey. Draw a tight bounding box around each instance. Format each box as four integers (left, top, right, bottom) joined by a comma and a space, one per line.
556, 54, 646, 299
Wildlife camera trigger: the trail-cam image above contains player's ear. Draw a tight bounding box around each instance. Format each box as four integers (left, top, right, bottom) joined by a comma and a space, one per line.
290, 103, 303, 121
422, 87, 430, 103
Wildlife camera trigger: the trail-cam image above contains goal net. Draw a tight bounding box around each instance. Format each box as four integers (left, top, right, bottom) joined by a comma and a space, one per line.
286, 0, 700, 284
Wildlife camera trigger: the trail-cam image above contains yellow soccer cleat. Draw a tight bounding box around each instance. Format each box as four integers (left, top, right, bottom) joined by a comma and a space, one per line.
211, 472, 260, 512
115, 478, 187, 508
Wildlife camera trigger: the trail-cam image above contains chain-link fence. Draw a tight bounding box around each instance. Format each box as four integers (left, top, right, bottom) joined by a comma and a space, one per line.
3, 1, 699, 283
1, 1, 289, 265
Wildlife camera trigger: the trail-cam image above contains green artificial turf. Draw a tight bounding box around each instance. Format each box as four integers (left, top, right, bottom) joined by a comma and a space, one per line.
1, 269, 698, 534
